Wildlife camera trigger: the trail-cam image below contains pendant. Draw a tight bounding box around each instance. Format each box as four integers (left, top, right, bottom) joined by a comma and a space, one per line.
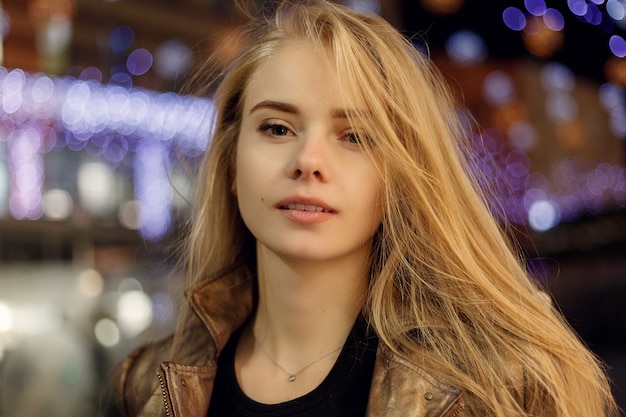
288, 374, 296, 382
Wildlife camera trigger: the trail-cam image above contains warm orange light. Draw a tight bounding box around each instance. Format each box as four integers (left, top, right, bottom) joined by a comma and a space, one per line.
492, 99, 528, 133
522, 16, 564, 59
29, 0, 74, 24
604, 56, 626, 87
555, 119, 585, 153
419, 0, 464, 15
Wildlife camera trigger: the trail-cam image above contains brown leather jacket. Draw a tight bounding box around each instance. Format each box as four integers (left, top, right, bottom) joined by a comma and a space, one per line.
112, 268, 466, 417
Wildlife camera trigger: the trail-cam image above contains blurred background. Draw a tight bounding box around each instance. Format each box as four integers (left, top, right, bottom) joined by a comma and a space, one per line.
0, 0, 624, 415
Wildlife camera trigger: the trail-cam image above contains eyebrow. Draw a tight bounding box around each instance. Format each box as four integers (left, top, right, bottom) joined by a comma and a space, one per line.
249, 100, 299, 115
249, 100, 366, 119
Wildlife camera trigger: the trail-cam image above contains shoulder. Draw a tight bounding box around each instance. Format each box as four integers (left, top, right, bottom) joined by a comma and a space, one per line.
368, 344, 467, 417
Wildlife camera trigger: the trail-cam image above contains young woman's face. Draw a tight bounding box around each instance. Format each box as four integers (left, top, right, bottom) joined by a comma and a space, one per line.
235, 41, 382, 265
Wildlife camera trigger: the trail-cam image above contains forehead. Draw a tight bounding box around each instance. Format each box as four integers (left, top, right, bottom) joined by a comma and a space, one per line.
242, 40, 363, 112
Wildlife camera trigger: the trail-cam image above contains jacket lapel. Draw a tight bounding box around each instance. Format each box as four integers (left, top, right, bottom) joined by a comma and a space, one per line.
366, 345, 463, 417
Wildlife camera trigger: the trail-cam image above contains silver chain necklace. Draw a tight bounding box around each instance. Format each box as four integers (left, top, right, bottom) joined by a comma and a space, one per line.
257, 341, 344, 382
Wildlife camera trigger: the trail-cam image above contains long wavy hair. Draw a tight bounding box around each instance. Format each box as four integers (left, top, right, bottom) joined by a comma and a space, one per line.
180, 1, 618, 416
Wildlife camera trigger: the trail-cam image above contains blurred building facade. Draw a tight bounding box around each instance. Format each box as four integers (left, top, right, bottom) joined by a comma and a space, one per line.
0, 0, 625, 416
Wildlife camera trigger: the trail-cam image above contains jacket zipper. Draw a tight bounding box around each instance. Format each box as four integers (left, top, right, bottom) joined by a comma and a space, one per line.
156, 369, 173, 417
447, 402, 465, 417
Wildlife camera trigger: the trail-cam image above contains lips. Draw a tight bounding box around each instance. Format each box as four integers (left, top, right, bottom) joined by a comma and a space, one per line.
277, 198, 335, 213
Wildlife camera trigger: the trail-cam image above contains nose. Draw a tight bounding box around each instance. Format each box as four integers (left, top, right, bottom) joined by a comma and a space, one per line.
287, 133, 329, 181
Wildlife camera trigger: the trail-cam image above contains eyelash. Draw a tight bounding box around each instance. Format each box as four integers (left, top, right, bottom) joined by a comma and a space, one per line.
258, 122, 294, 137
257, 121, 368, 145
344, 132, 362, 144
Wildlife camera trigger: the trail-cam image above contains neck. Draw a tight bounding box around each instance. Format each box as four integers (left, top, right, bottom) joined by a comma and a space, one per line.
252, 244, 370, 355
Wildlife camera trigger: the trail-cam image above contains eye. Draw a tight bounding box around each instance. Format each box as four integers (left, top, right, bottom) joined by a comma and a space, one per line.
345, 132, 362, 144
344, 130, 372, 146
259, 122, 294, 137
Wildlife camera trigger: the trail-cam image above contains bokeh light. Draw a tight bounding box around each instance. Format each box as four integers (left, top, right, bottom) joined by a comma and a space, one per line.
344, 0, 381, 14
0, 8, 10, 41
483, 71, 515, 107
568, 0, 588, 17
109, 25, 135, 52
77, 161, 117, 216
117, 290, 153, 337
0, 302, 13, 332
77, 269, 104, 298
503, 7, 527, 31
528, 199, 560, 231
153, 40, 193, 81
94, 318, 120, 347
420, 0, 464, 15
543, 8, 565, 31
445, 30, 487, 65
126, 49, 153, 76
609, 34, 626, 57
43, 188, 73, 220
525, 0, 547, 17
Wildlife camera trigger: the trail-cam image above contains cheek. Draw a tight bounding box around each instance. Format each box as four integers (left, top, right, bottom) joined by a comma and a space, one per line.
235, 148, 269, 223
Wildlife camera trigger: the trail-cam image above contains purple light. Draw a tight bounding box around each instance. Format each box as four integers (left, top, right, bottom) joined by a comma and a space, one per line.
79, 67, 103, 83
599, 11, 616, 33
482, 71, 515, 106
153, 40, 193, 81
583, 3, 603, 25
609, 34, 626, 57
110, 72, 132, 88
524, 0, 547, 17
135, 140, 172, 241
0, 8, 10, 40
507, 121, 537, 151
127, 49, 153, 76
541, 63, 575, 92
568, 0, 588, 16
503, 7, 527, 31
445, 30, 487, 65
7, 128, 43, 220
609, 106, 626, 138
543, 8, 565, 31
109, 26, 135, 52
31, 75, 54, 104
2, 69, 25, 114
103, 135, 129, 163
599, 83, 624, 109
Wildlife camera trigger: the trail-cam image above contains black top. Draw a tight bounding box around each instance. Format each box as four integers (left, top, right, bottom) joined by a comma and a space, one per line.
207, 316, 379, 417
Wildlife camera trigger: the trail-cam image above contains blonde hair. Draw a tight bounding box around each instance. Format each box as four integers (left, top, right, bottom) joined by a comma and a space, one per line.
181, 1, 618, 416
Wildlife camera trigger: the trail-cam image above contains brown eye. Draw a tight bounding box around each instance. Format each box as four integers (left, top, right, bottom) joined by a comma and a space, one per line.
271, 125, 291, 136
259, 122, 294, 136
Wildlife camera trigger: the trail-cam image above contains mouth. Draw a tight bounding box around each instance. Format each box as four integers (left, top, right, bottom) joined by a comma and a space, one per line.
279, 203, 334, 213
276, 197, 336, 213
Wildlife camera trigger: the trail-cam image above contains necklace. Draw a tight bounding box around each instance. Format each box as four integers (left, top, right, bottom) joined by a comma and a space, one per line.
257, 340, 344, 382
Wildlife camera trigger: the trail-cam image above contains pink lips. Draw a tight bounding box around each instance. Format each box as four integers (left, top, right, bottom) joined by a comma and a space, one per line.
277, 197, 336, 223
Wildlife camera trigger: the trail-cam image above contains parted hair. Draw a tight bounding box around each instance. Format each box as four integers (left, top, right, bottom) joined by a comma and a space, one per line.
180, 1, 618, 416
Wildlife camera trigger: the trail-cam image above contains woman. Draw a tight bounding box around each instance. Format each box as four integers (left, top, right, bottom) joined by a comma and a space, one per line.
112, 1, 618, 416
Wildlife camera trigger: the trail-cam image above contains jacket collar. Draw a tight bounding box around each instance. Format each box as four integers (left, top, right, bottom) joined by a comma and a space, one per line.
186, 265, 256, 355
161, 266, 464, 417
